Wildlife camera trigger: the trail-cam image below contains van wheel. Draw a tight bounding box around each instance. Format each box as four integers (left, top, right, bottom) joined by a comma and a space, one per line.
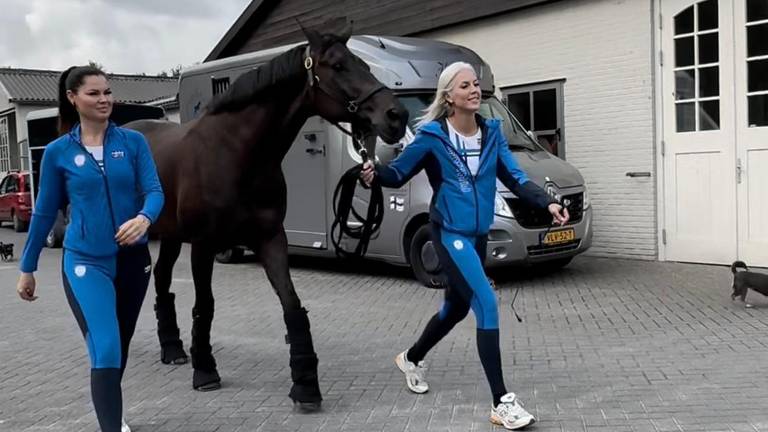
215, 248, 244, 264
409, 225, 445, 289
12, 212, 27, 233
45, 229, 62, 248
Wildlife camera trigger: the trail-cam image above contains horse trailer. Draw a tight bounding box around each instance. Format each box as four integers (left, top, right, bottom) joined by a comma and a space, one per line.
178, 35, 593, 286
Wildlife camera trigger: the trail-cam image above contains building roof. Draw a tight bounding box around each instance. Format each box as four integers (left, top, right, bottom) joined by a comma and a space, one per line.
0, 68, 178, 106
206, 0, 561, 61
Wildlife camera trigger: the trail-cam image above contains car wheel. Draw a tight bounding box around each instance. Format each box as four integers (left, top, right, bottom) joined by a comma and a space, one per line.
215, 247, 244, 264
409, 224, 445, 289
12, 211, 27, 233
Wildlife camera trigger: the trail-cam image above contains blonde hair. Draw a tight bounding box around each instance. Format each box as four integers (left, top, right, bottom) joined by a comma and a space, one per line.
415, 61, 477, 130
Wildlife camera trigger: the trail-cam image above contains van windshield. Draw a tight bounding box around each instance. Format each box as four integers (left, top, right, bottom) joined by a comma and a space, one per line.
397, 94, 542, 152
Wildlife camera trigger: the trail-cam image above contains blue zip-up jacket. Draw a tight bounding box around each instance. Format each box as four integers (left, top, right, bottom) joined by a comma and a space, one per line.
20, 123, 164, 272
375, 115, 555, 236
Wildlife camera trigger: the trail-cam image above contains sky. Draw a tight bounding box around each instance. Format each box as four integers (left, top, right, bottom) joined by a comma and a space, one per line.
0, 0, 253, 75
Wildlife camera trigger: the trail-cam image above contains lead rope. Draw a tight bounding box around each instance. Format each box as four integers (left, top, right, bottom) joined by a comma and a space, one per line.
506, 223, 556, 323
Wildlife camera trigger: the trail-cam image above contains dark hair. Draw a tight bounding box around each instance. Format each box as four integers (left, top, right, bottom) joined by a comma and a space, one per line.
57, 65, 108, 135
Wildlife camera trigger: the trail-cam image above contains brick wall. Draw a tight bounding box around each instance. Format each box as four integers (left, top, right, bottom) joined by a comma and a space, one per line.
420, 0, 658, 259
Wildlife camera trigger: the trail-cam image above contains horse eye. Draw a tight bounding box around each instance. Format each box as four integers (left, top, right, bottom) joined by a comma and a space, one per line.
332, 63, 343, 71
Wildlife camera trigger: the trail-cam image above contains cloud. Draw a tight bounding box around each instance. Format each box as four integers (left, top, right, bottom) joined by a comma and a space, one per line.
0, 0, 251, 74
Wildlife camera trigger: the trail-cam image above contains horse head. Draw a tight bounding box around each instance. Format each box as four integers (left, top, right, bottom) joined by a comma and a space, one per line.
302, 26, 408, 145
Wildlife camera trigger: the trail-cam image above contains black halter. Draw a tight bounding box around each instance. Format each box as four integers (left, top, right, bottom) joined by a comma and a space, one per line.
304, 45, 386, 114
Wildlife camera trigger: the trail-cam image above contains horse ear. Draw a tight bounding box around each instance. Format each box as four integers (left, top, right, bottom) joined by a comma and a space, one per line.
338, 20, 353, 44
299, 22, 323, 49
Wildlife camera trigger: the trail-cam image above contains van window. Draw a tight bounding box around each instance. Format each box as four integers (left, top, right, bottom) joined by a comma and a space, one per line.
396, 94, 543, 152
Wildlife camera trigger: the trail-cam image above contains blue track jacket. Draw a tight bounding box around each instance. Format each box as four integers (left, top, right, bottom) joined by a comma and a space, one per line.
375, 115, 555, 236
20, 123, 164, 272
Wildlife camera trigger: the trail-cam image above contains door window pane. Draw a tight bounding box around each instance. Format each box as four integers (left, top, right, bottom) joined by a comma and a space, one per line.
748, 94, 768, 127
677, 103, 696, 132
698, 32, 719, 64
698, 0, 718, 31
676, 37, 695, 67
506, 92, 531, 131
675, 6, 695, 34
675, 70, 696, 99
533, 89, 557, 131
748, 59, 768, 92
747, 24, 768, 58
699, 66, 719, 97
747, 0, 768, 22
699, 100, 720, 130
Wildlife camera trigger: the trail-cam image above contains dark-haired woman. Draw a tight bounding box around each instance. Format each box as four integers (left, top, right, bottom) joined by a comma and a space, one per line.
16, 65, 164, 432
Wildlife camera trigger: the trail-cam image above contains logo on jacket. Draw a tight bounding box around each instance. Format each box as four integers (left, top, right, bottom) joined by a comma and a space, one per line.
74, 265, 87, 277
111, 150, 125, 159
453, 240, 464, 250
74, 154, 86, 167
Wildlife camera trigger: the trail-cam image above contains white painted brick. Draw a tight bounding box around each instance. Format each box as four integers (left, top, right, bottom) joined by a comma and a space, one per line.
420, 0, 657, 259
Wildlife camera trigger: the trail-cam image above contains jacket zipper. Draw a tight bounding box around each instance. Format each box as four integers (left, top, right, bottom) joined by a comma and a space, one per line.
72, 129, 119, 236
434, 133, 480, 233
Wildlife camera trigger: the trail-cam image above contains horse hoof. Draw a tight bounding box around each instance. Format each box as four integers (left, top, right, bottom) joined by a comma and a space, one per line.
193, 369, 221, 392
161, 345, 189, 365
293, 400, 322, 413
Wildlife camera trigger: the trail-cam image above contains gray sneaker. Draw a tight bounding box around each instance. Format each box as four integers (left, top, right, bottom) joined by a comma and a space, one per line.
394, 351, 428, 394
490, 392, 536, 430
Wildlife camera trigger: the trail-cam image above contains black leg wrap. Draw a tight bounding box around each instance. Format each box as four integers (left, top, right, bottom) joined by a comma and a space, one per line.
284, 307, 322, 406
155, 293, 188, 364
190, 306, 220, 391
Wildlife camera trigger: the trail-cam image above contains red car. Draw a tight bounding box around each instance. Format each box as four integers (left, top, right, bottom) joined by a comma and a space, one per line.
0, 170, 32, 232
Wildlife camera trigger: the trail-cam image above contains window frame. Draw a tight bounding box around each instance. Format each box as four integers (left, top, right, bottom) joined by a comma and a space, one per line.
501, 79, 566, 158
0, 116, 11, 173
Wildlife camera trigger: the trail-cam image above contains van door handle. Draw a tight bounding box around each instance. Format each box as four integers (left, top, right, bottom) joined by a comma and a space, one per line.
305, 148, 323, 155
625, 172, 651, 177
304, 133, 317, 142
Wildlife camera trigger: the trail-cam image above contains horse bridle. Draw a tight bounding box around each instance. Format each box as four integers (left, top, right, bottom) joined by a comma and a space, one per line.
304, 45, 386, 114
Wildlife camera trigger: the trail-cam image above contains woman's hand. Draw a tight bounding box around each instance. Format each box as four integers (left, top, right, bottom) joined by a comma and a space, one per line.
115, 214, 151, 246
17, 272, 37, 301
360, 161, 375, 186
548, 203, 570, 226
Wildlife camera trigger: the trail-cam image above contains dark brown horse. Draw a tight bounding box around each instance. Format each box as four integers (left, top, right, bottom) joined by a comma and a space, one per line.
126, 28, 407, 410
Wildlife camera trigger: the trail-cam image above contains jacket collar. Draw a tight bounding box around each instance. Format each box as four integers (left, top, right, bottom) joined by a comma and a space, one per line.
69, 121, 117, 146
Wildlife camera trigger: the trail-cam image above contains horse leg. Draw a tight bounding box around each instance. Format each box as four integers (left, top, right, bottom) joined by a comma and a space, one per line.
153, 239, 189, 365
252, 228, 322, 411
189, 241, 221, 391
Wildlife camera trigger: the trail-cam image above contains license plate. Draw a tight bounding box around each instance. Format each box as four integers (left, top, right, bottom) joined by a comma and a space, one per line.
542, 228, 575, 245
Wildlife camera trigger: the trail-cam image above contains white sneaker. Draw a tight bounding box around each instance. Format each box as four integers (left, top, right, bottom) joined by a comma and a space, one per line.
121, 418, 131, 432
490, 393, 536, 430
394, 351, 428, 394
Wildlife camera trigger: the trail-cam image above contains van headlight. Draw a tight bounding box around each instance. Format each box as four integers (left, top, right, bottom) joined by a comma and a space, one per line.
582, 187, 590, 209
494, 193, 514, 218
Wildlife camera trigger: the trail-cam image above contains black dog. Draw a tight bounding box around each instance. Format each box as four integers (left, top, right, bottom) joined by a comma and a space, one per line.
0, 242, 13, 262
731, 261, 768, 307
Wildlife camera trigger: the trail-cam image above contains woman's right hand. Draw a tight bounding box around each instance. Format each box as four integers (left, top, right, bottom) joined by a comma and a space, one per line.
17, 272, 37, 301
360, 161, 375, 186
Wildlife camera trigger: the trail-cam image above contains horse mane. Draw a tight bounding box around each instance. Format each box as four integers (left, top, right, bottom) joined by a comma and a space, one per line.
207, 43, 308, 114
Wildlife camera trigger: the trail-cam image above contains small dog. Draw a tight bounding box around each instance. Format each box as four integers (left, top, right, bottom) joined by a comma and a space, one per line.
731, 261, 768, 307
0, 242, 13, 262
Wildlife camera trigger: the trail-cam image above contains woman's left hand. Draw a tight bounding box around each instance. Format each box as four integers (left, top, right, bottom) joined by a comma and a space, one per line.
115, 215, 151, 246
548, 203, 570, 226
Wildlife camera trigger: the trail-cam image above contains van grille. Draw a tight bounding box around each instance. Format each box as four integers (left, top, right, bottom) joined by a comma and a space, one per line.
527, 240, 581, 256
505, 192, 583, 229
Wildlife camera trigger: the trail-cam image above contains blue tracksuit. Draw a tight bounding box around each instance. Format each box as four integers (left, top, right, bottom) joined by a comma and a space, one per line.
20, 122, 163, 431
376, 115, 555, 401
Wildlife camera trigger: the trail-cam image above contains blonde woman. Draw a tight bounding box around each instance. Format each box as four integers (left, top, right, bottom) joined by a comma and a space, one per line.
361, 62, 568, 430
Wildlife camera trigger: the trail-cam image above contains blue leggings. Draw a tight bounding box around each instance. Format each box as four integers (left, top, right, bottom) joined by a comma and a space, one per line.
407, 224, 507, 400
62, 245, 151, 432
